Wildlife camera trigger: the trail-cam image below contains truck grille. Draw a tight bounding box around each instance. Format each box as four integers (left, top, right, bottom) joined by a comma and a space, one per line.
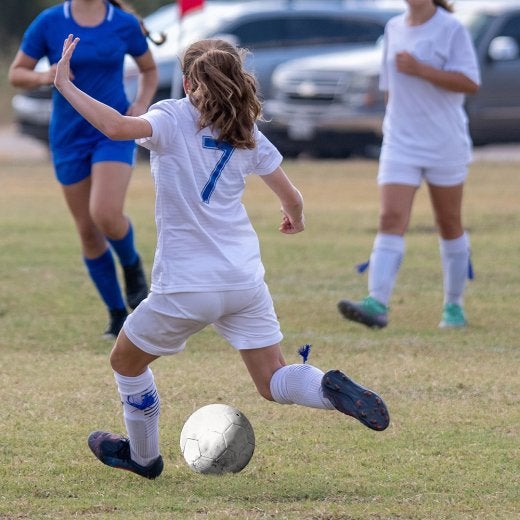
277, 72, 349, 104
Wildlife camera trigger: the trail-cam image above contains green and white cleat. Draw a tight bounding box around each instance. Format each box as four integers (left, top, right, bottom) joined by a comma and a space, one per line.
337, 296, 388, 329
439, 303, 467, 329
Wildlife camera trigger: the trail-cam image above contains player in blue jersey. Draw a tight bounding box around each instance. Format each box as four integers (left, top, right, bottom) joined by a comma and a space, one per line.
9, 0, 159, 338
55, 36, 390, 479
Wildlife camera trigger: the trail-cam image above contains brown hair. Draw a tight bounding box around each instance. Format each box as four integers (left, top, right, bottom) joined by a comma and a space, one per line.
182, 39, 262, 149
434, 0, 454, 12
107, 0, 166, 45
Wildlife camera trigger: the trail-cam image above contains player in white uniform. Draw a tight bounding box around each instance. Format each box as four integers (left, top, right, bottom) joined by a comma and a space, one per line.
55, 37, 390, 479
338, 0, 480, 330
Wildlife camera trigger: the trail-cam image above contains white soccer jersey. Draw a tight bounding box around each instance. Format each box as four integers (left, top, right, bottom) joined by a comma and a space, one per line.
137, 97, 283, 294
379, 7, 481, 167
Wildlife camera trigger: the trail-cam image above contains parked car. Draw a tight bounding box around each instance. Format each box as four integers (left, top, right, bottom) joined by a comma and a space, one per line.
262, 0, 520, 157
262, 44, 385, 157
11, 0, 402, 144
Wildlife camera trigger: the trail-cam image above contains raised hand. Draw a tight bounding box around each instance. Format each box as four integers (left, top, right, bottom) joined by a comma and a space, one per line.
54, 34, 80, 91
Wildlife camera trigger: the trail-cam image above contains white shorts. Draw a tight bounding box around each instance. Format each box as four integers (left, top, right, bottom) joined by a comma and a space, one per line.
378, 160, 468, 187
123, 283, 283, 356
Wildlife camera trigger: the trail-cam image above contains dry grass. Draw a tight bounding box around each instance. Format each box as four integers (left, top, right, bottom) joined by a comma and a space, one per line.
0, 156, 518, 519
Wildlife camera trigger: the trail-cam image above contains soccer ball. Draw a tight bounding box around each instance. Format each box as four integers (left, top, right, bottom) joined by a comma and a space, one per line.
179, 403, 255, 475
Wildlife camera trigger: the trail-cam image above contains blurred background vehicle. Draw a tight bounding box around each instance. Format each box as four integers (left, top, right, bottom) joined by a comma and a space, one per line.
11, 56, 53, 143
262, 45, 384, 158
261, 0, 520, 158
125, 0, 402, 101
11, 0, 402, 145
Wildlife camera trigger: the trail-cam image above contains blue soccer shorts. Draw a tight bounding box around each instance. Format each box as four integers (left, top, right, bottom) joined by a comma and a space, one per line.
53, 136, 136, 186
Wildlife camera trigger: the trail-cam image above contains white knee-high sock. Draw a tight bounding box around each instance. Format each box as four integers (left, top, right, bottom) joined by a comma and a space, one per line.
368, 233, 405, 306
114, 368, 161, 467
439, 232, 470, 306
269, 364, 334, 409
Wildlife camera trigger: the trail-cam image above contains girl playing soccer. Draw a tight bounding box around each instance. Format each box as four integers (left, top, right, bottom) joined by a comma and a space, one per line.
55, 35, 390, 479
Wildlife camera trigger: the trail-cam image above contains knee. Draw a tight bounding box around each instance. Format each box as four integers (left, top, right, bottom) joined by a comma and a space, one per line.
109, 335, 154, 377
109, 343, 135, 376
109, 347, 125, 374
379, 210, 407, 234
90, 210, 117, 236
436, 216, 463, 239
77, 223, 104, 251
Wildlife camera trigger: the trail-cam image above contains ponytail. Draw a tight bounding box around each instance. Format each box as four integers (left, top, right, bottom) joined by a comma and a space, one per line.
107, 0, 166, 45
182, 39, 262, 149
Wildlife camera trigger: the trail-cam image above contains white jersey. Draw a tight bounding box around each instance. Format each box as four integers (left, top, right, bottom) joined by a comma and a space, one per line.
379, 7, 481, 167
137, 97, 282, 294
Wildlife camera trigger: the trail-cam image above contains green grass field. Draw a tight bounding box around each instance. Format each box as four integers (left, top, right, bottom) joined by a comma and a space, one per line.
0, 156, 518, 519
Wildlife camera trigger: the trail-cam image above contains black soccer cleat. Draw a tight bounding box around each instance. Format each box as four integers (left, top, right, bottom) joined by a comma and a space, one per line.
322, 370, 390, 431
87, 431, 163, 479
123, 256, 148, 310
103, 308, 128, 340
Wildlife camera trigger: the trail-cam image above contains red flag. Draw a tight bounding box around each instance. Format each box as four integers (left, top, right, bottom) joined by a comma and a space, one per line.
178, 0, 204, 18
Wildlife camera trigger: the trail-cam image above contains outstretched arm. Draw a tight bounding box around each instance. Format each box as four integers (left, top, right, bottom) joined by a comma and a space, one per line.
261, 166, 305, 235
54, 35, 152, 140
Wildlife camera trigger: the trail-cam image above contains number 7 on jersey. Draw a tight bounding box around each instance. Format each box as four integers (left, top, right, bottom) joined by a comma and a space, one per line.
201, 137, 235, 203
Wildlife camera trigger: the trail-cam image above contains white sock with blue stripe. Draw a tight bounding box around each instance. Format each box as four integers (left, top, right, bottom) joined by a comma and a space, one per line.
114, 368, 161, 467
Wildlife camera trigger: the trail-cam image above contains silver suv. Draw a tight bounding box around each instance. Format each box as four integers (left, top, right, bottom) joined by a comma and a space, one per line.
262, 0, 520, 157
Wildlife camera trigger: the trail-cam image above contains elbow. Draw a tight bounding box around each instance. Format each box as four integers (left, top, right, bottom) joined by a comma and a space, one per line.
463, 77, 480, 96
7, 69, 15, 87
100, 117, 129, 140
468, 83, 480, 96
8, 67, 22, 88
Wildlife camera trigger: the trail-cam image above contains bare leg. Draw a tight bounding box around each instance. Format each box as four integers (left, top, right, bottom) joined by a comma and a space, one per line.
89, 161, 133, 239
240, 344, 286, 401
110, 330, 159, 376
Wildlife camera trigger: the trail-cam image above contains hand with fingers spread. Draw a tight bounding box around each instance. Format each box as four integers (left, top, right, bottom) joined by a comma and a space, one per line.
54, 34, 80, 92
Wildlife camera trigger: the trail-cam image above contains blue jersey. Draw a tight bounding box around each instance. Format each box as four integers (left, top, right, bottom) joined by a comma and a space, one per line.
21, 1, 148, 159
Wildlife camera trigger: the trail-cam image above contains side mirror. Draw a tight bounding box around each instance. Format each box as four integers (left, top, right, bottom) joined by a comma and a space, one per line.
488, 36, 519, 61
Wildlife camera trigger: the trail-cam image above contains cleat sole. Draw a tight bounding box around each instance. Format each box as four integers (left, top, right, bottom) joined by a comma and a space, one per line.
322, 370, 390, 431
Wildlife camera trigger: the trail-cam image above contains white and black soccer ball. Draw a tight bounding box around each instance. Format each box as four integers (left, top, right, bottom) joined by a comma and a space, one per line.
180, 403, 255, 475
